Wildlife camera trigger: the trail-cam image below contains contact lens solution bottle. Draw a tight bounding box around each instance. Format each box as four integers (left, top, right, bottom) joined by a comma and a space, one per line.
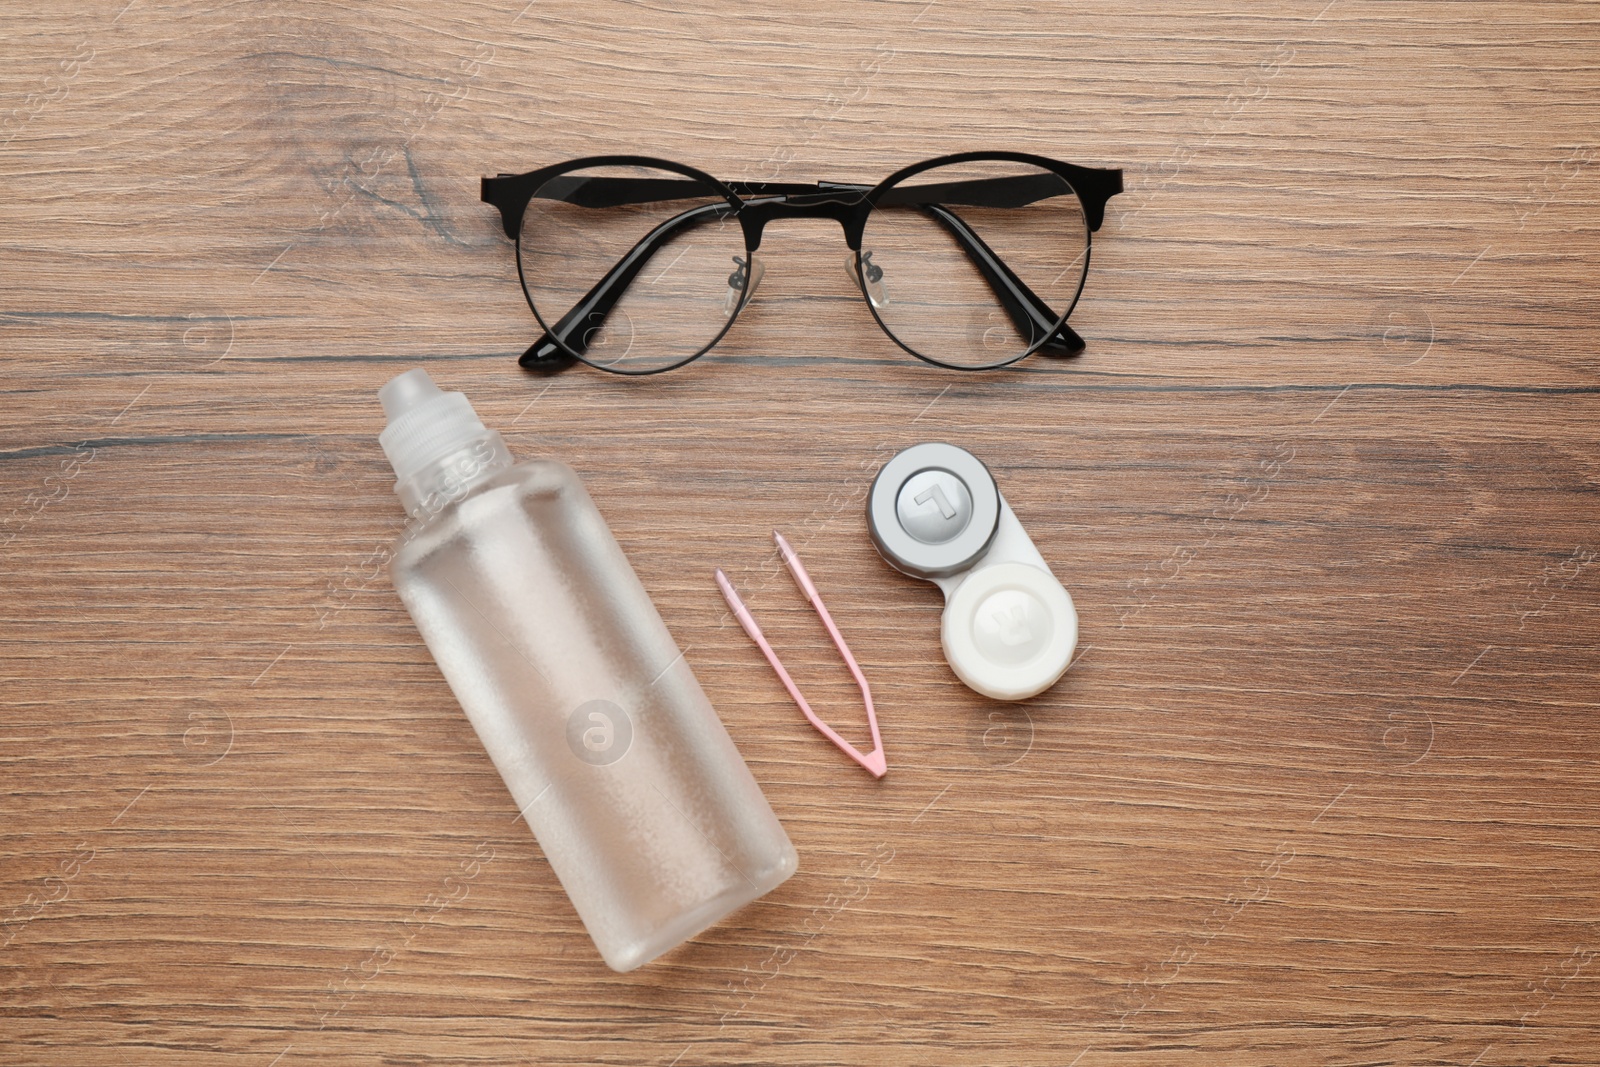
377, 368, 796, 971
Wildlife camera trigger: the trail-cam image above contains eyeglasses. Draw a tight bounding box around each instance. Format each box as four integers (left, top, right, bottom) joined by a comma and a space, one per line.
481, 151, 1122, 375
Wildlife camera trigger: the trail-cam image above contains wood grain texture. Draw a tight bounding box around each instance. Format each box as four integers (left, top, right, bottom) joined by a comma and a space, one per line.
2, 1, 1597, 1064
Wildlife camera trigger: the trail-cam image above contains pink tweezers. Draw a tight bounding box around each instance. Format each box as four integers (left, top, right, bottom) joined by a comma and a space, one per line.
715, 532, 886, 778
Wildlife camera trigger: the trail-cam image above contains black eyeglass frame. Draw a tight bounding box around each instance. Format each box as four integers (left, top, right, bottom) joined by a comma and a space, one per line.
481, 150, 1122, 375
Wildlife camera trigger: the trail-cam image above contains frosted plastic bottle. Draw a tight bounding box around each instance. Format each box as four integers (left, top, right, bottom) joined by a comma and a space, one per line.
377, 368, 797, 972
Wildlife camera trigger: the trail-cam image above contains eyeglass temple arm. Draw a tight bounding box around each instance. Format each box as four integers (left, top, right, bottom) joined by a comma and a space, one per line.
873, 171, 1117, 229
918, 203, 1085, 357
519, 200, 735, 370
515, 171, 1119, 230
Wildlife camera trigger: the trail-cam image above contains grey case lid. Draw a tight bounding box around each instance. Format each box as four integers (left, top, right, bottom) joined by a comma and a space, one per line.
868, 442, 1000, 580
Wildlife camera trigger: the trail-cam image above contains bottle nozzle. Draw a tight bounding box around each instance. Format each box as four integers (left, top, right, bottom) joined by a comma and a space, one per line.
379, 368, 445, 419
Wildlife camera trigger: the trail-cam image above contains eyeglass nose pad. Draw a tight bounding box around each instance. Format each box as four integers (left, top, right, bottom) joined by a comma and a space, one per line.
846, 251, 889, 309
724, 253, 765, 317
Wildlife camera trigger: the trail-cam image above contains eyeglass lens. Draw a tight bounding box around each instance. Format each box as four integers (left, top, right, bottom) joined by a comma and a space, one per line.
519, 164, 745, 374
862, 159, 1087, 369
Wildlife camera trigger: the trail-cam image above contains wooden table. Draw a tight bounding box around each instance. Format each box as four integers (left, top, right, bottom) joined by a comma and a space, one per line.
3, 2, 1597, 1064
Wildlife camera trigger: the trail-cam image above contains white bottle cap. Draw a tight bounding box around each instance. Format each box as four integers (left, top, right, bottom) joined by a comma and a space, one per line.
378, 369, 489, 482
377, 368, 510, 515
